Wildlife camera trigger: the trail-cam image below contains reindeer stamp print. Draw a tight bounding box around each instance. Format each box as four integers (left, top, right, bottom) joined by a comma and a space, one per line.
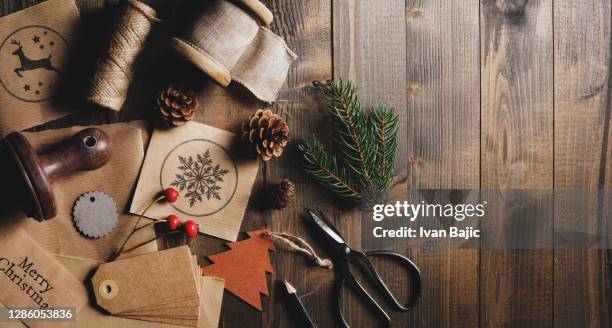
0, 25, 69, 102
160, 139, 238, 217
0, 0, 80, 135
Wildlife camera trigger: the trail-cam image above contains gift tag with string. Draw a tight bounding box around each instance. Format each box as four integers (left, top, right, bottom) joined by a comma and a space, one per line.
91, 246, 203, 327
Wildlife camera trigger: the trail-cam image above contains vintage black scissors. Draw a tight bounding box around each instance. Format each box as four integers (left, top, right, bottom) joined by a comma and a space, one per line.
307, 209, 421, 328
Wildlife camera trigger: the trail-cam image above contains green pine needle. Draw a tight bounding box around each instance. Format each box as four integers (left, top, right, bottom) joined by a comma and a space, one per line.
323, 80, 375, 188
370, 106, 399, 190
299, 135, 362, 202
299, 80, 399, 204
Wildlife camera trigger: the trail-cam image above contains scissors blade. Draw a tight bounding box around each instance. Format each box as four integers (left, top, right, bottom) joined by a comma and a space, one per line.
307, 209, 346, 245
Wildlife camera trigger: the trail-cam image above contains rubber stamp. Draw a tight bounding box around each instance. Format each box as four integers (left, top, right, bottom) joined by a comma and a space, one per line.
1, 128, 112, 221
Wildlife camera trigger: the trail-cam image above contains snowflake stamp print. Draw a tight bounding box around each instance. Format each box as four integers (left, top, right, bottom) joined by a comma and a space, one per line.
130, 122, 261, 241
171, 150, 230, 207
160, 139, 238, 217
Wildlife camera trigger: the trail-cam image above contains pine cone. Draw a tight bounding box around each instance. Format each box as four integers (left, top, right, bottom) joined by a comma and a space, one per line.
156, 85, 199, 126
241, 109, 289, 161
268, 179, 295, 209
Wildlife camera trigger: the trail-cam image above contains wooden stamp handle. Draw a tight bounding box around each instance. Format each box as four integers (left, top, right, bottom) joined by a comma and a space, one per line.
3, 128, 113, 221
39, 128, 112, 183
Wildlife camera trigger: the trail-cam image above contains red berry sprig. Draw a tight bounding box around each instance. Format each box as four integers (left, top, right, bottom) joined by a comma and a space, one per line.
110, 188, 202, 261
165, 188, 179, 203
167, 214, 181, 231
111, 188, 180, 261
183, 220, 199, 238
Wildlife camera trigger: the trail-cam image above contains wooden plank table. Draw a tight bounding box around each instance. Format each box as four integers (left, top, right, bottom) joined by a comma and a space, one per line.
2, 0, 610, 327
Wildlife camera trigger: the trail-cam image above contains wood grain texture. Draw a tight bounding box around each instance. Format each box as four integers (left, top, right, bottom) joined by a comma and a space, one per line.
480, 0, 554, 327
405, 0, 480, 327
607, 97, 612, 328
0, 0, 609, 327
149, 2, 266, 328
332, 0, 408, 326
261, 1, 335, 327
553, 1, 611, 327
0, 0, 41, 16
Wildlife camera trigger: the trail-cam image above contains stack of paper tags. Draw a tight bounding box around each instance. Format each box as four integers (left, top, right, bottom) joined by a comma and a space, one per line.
91, 246, 204, 327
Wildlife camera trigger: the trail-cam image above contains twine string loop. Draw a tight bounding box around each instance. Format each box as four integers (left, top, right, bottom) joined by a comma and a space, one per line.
264, 231, 333, 270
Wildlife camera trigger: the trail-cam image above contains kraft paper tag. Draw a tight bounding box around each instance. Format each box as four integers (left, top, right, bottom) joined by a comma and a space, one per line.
0, 255, 225, 328
17, 122, 157, 262
92, 247, 199, 313
0, 0, 80, 136
91, 246, 202, 327
130, 121, 260, 242
0, 224, 87, 328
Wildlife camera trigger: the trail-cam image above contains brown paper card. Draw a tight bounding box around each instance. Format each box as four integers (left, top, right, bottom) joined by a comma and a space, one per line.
130, 121, 259, 241
0, 255, 225, 328
17, 122, 156, 262
0, 224, 87, 328
121, 316, 198, 327
125, 306, 201, 318
58, 256, 225, 328
123, 254, 202, 317
198, 276, 224, 328
0, 0, 80, 136
91, 246, 199, 317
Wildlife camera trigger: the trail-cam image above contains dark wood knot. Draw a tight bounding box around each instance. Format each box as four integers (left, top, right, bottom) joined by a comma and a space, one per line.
499, 0, 528, 20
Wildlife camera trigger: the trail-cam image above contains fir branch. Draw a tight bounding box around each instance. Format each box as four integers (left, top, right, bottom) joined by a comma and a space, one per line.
300, 80, 400, 204
299, 135, 361, 202
370, 106, 399, 190
323, 80, 375, 188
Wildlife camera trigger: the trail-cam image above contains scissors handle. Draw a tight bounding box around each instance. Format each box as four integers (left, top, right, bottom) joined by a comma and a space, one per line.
360, 250, 422, 311
334, 250, 421, 327
335, 274, 391, 328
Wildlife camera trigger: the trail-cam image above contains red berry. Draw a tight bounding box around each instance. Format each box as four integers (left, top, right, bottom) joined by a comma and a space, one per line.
166, 214, 180, 231
165, 188, 179, 203
183, 220, 198, 238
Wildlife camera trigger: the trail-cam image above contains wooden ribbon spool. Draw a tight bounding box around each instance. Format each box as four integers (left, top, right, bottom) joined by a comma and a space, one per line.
170, 0, 273, 87
169, 0, 296, 102
1, 128, 112, 221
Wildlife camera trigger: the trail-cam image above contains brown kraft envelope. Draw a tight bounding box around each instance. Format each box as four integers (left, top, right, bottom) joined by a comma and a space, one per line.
0, 0, 80, 136
130, 121, 260, 242
17, 122, 157, 262
0, 224, 88, 328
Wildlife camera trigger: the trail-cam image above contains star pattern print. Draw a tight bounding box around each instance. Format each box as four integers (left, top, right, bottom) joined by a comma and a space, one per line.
170, 150, 230, 207
0, 26, 67, 102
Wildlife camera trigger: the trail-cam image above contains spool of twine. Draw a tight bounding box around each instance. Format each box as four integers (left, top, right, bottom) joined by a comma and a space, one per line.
87, 0, 160, 111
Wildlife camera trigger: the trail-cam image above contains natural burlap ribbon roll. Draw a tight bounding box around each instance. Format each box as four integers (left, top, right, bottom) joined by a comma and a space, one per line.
170, 0, 296, 102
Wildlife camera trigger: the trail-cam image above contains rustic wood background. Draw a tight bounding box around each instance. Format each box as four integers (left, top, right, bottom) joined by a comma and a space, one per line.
1, 0, 610, 327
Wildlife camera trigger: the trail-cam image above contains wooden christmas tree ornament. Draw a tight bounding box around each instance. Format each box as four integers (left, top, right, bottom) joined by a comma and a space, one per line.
1, 128, 112, 221
202, 229, 275, 310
